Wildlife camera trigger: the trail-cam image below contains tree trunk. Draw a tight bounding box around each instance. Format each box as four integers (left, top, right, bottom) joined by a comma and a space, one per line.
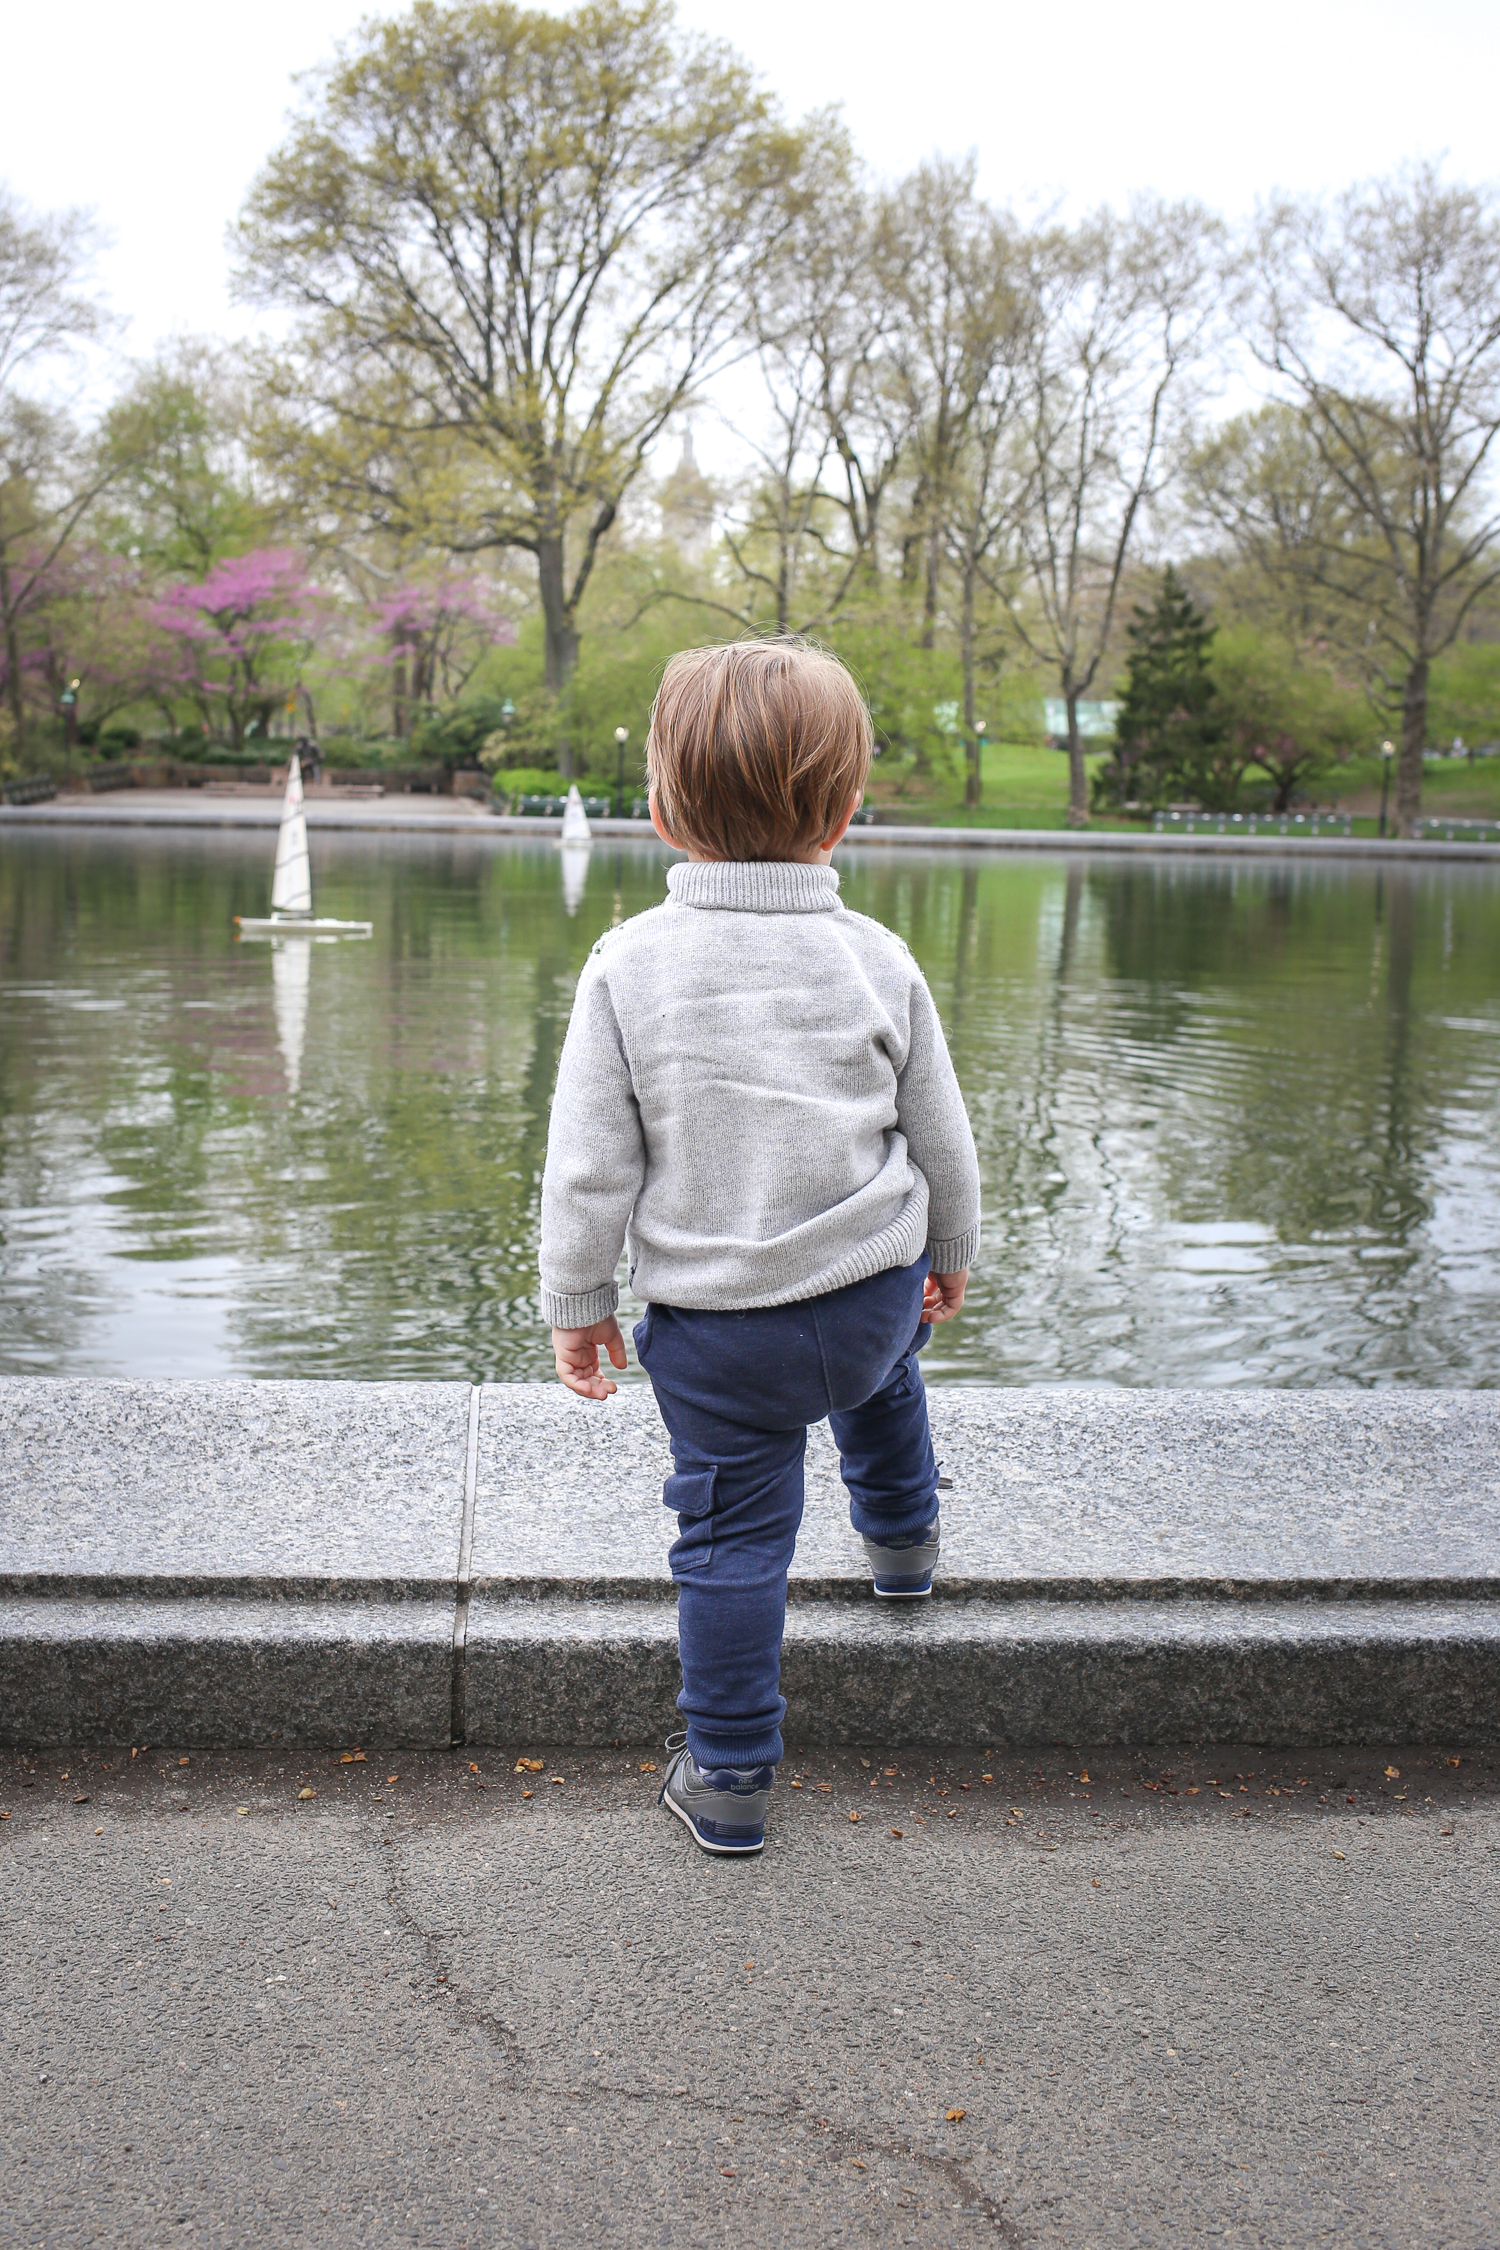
960, 565, 980, 809
392, 644, 409, 741
536, 534, 579, 777
1394, 657, 1428, 839
921, 524, 941, 651
1064, 688, 1089, 829
0, 552, 25, 756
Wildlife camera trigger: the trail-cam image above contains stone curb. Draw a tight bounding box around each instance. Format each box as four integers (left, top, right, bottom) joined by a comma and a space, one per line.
2, 799, 1497, 862
2, 1381, 1497, 1747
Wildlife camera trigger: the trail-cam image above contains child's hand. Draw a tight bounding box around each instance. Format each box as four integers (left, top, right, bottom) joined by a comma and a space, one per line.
552, 1317, 628, 1400
923, 1268, 968, 1324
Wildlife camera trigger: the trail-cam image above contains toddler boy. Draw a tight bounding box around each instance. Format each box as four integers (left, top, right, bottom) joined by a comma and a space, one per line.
539, 640, 980, 1855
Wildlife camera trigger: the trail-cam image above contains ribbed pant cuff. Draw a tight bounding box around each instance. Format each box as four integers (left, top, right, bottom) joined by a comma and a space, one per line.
685, 1726, 784, 1772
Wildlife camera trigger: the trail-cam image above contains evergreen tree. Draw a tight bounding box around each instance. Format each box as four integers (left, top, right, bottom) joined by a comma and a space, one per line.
1094, 565, 1221, 810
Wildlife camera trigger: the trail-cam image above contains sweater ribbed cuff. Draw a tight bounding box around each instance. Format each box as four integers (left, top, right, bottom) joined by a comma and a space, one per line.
927, 1226, 980, 1276
541, 1281, 620, 1330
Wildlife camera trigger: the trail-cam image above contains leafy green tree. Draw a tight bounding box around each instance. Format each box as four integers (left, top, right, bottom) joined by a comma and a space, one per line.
99, 345, 267, 577
236, 0, 805, 734
1212, 627, 1370, 810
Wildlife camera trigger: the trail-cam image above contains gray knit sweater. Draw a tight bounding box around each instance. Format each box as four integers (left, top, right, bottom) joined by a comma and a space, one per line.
538, 860, 982, 1328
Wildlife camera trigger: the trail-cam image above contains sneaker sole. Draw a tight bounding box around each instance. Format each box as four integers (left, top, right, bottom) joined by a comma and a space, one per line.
872, 1579, 934, 1600
662, 1786, 764, 1856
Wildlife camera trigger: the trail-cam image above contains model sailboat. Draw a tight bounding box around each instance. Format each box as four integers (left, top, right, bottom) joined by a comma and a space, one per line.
235, 754, 372, 939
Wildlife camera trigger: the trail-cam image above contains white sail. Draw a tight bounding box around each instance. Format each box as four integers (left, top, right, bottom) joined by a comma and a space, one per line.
269, 754, 312, 915
560, 783, 593, 844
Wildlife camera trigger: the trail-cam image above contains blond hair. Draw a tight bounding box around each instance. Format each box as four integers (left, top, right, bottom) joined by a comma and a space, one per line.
646, 638, 873, 861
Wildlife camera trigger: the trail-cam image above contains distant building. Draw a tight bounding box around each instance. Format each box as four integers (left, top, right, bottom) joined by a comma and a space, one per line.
1043, 698, 1121, 743
659, 426, 715, 566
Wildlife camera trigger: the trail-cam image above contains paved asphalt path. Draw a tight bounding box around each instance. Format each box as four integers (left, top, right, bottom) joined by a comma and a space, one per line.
2, 1741, 1495, 2248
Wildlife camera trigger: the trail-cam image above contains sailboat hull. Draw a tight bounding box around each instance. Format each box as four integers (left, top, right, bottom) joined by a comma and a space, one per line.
236, 916, 373, 939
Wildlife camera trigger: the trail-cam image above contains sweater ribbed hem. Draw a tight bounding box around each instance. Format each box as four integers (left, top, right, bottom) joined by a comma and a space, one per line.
666, 861, 841, 914
540, 1281, 620, 1329
927, 1225, 980, 1274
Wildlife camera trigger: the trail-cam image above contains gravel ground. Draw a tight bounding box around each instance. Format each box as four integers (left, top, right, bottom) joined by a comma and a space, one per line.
1, 1740, 1495, 2248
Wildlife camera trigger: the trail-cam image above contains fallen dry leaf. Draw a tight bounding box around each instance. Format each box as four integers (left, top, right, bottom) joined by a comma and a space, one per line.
73, 1794, 90, 1805
515, 1758, 544, 1774
469, 1763, 480, 1774
849, 1810, 860, 1823
522, 1790, 534, 1800
1448, 1756, 1461, 1768
946, 2109, 966, 2123
890, 1828, 903, 1838
1385, 1765, 1400, 1780
640, 1762, 658, 1773
719, 2168, 735, 2179
1092, 1878, 1101, 1888
178, 1757, 190, 1768
236, 1805, 250, 1815
386, 1775, 399, 1785
1079, 1771, 1090, 1783
340, 1750, 367, 1764
298, 1787, 316, 1801
850, 2159, 867, 2171
1332, 1850, 1346, 1861
550, 1776, 565, 1787
94, 1827, 103, 1836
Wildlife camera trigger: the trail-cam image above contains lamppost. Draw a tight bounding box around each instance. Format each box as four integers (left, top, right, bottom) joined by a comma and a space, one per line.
614, 725, 629, 816
59, 677, 80, 780
1378, 739, 1394, 838
969, 717, 988, 810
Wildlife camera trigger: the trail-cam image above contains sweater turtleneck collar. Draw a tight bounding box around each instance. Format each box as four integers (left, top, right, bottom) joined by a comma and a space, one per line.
665, 861, 842, 914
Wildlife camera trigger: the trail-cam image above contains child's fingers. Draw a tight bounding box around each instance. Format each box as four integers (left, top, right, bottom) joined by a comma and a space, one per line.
554, 1352, 617, 1401
603, 1321, 628, 1370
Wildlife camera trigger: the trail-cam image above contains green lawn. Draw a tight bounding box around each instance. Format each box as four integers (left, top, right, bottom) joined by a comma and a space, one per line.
864, 740, 1500, 832
867, 741, 1131, 828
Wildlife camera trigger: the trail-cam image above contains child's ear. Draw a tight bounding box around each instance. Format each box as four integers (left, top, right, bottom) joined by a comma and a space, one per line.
821, 793, 862, 849
648, 796, 679, 851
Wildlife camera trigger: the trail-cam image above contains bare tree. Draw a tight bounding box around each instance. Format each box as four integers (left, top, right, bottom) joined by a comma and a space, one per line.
888, 158, 996, 645
939, 222, 1030, 805
1244, 163, 1500, 833
236, 0, 802, 734
996, 202, 1221, 826
711, 123, 869, 632
0, 187, 108, 751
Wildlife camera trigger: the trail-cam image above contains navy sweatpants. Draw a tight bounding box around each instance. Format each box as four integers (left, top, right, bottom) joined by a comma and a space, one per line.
633, 1255, 938, 1770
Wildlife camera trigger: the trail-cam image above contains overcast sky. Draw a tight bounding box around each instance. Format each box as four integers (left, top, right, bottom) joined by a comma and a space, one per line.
6, 0, 1495, 377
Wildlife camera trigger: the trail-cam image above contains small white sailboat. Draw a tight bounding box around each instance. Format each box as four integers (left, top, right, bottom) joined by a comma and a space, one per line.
559, 783, 593, 844
236, 754, 372, 939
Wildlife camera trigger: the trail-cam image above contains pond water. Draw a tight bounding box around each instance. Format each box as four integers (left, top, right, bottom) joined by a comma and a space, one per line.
1, 828, 1497, 1386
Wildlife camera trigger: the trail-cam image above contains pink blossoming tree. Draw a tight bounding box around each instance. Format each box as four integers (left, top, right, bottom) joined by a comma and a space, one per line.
150, 548, 329, 752
374, 570, 514, 739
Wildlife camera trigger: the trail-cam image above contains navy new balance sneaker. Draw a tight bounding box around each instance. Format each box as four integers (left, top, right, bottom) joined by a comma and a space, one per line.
659, 1735, 774, 1856
862, 1513, 941, 1599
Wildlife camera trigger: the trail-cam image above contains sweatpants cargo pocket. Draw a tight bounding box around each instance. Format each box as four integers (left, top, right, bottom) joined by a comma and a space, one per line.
664, 1465, 716, 1577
